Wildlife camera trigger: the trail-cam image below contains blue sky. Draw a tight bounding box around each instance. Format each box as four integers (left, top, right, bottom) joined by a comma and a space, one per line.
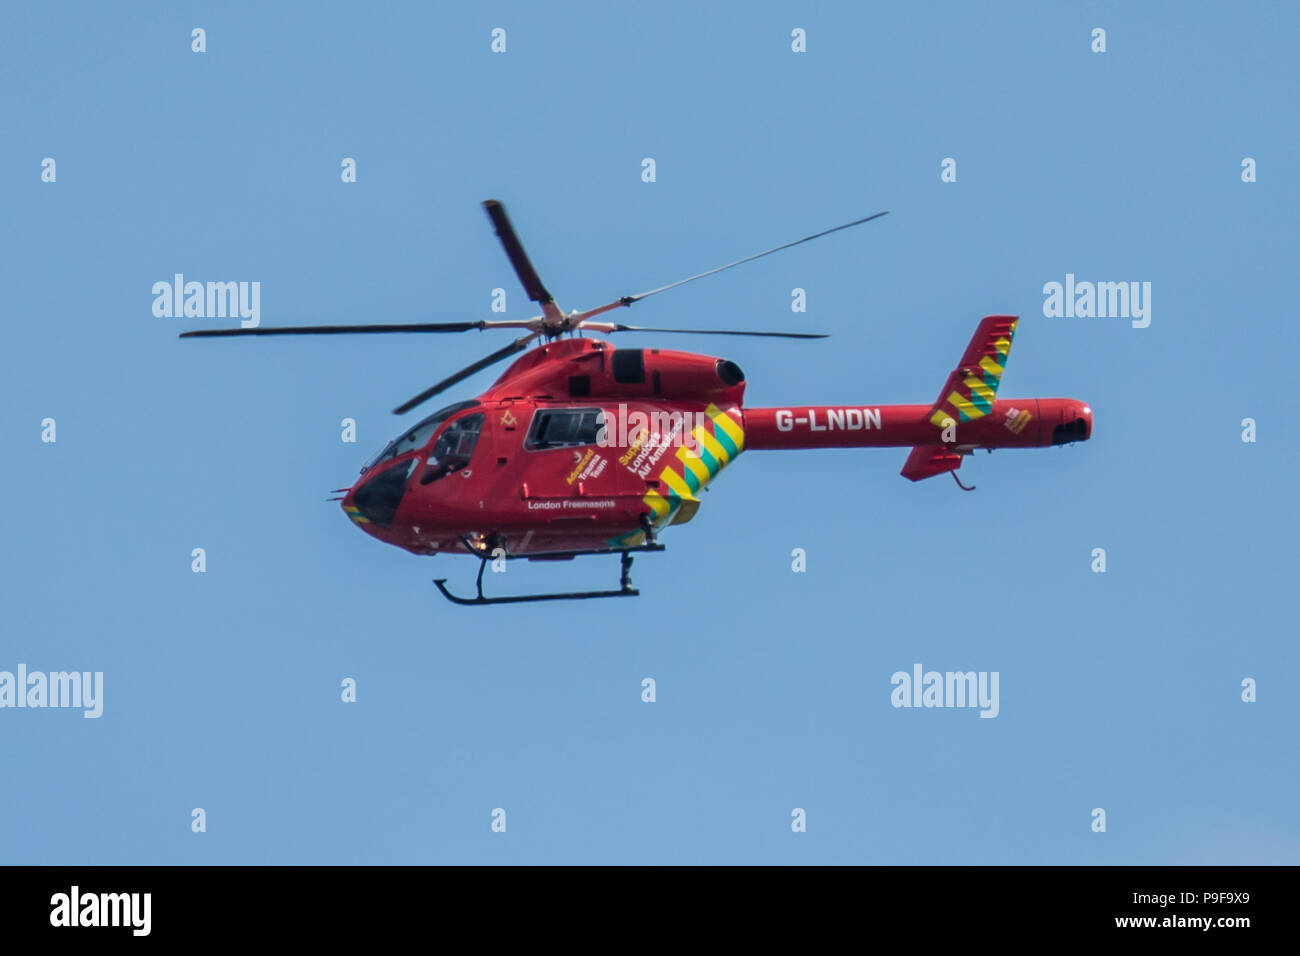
2, 1, 1296, 864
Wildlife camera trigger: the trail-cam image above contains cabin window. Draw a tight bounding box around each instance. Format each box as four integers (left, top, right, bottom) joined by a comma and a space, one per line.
525, 408, 605, 449
420, 413, 486, 484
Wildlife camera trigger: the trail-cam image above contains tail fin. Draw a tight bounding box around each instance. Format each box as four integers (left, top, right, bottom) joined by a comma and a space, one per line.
901, 315, 1018, 482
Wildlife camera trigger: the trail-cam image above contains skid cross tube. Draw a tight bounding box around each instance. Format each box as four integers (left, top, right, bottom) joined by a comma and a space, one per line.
433, 542, 666, 606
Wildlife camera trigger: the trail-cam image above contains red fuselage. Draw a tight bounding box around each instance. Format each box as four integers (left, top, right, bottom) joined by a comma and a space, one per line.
340, 337, 1091, 558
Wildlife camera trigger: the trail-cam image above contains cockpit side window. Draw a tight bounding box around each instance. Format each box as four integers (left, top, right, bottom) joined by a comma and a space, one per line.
420, 413, 486, 484
361, 399, 481, 471
525, 408, 605, 450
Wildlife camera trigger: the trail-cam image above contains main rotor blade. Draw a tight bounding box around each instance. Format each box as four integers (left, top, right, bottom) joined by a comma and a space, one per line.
594, 323, 828, 339
483, 199, 552, 305
570, 209, 890, 325
179, 320, 541, 339
628, 210, 890, 303
392, 333, 539, 415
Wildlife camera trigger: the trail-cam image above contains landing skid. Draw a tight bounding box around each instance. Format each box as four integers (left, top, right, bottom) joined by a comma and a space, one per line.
433, 540, 666, 606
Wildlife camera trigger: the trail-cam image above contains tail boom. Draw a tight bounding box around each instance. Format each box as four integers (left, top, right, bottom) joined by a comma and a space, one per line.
742, 399, 1090, 451
741, 315, 1092, 481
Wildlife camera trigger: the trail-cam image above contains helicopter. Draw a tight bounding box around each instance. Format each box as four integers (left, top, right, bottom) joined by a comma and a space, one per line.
181, 199, 1092, 604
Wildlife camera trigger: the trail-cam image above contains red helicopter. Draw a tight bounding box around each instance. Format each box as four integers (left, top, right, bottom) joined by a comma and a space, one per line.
182, 200, 1092, 604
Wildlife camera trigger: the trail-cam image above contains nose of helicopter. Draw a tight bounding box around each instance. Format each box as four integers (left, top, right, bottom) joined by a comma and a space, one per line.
340, 488, 368, 528
341, 459, 415, 530
339, 476, 374, 530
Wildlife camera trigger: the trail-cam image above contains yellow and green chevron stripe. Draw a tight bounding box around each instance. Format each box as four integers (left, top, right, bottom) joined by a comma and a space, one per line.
929, 317, 1017, 427
611, 403, 744, 546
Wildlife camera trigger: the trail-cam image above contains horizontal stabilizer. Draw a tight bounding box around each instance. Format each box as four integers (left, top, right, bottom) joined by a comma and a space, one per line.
900, 444, 963, 482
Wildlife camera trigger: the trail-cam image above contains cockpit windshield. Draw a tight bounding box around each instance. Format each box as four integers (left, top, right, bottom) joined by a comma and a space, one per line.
361, 399, 481, 472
